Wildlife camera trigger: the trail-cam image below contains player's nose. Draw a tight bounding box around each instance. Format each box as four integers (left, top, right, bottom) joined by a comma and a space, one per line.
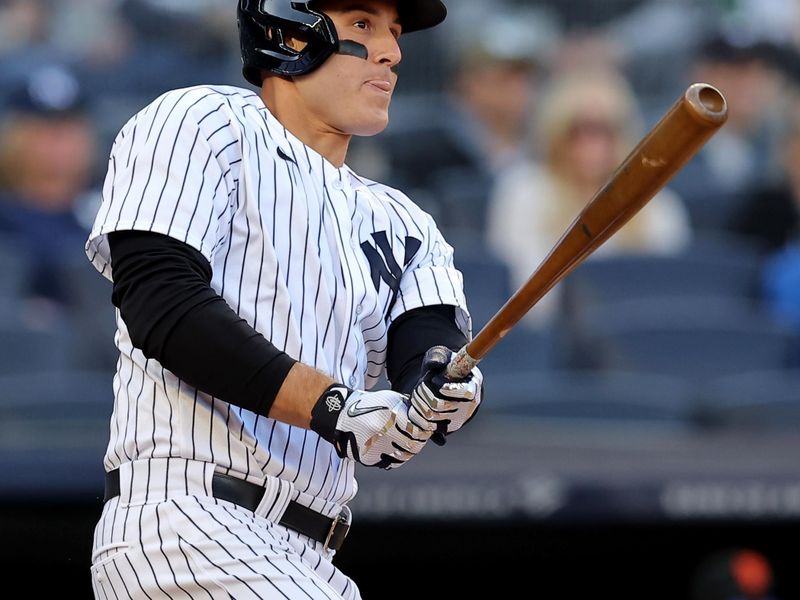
373, 28, 401, 68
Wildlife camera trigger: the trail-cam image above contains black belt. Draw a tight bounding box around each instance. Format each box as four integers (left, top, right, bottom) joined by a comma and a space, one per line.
104, 468, 350, 552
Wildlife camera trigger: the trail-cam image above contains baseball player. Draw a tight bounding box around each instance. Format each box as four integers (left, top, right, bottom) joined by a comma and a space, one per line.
85, 0, 483, 598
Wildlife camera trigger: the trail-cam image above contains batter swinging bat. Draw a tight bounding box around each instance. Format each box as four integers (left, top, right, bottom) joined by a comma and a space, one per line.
447, 82, 728, 379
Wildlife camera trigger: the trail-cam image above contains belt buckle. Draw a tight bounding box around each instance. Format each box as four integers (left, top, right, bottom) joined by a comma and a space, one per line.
323, 505, 352, 553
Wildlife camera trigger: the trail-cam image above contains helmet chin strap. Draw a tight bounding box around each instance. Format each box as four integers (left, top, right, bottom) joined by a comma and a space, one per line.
335, 40, 369, 60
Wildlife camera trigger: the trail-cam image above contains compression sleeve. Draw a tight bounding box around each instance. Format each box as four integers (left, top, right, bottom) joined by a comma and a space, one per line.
108, 230, 297, 417
386, 304, 469, 394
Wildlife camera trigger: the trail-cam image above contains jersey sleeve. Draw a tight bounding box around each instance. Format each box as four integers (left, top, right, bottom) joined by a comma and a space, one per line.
85, 87, 239, 281
388, 207, 472, 340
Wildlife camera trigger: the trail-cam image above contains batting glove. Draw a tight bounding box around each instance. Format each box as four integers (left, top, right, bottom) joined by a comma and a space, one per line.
310, 384, 432, 470
409, 346, 484, 446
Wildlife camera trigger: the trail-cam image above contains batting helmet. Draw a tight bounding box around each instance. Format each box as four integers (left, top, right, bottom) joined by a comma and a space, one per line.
238, 0, 447, 85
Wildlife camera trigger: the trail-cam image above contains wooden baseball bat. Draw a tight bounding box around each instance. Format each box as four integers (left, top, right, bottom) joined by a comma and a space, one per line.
446, 82, 728, 379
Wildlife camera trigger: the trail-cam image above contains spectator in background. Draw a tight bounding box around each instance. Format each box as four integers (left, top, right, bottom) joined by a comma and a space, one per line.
602, 0, 711, 93
738, 95, 800, 347
551, 28, 626, 75
72, 0, 240, 157
669, 29, 787, 234
77, 0, 239, 98
444, 14, 552, 177
763, 243, 800, 338
486, 67, 691, 328
0, 0, 57, 103
728, 92, 800, 253
0, 0, 47, 55
357, 6, 556, 238
0, 64, 98, 326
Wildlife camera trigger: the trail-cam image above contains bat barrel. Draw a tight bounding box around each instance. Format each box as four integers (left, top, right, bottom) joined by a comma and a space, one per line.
685, 83, 727, 126
446, 82, 728, 380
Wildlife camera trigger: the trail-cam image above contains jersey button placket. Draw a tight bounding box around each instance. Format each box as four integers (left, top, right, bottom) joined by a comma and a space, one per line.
326, 166, 362, 389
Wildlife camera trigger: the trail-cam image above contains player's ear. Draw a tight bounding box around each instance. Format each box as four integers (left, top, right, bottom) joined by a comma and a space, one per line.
284, 31, 310, 52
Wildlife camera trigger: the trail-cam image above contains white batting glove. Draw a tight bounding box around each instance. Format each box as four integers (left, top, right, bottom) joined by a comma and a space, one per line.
408, 346, 484, 446
310, 385, 432, 470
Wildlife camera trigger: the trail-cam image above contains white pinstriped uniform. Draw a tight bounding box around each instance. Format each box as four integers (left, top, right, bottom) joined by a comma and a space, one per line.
85, 85, 470, 599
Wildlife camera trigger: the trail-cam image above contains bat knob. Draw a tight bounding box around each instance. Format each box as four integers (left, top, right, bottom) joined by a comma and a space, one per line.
424, 345, 451, 372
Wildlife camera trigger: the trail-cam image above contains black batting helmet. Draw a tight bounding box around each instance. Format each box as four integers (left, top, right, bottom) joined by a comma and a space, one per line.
238, 0, 447, 85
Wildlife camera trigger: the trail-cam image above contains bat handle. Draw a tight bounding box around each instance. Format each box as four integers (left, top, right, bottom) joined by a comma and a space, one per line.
446, 344, 479, 379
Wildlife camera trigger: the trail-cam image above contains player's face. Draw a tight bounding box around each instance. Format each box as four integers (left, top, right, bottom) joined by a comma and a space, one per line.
294, 0, 402, 136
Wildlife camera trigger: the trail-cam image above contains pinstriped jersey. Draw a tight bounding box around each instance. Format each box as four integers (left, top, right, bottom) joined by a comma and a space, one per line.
85, 84, 471, 515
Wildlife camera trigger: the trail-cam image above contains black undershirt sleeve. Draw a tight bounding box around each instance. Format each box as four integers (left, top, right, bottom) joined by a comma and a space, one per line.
386, 304, 469, 394
107, 230, 297, 418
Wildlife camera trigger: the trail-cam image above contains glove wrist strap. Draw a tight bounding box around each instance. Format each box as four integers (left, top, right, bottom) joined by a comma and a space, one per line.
310, 384, 352, 456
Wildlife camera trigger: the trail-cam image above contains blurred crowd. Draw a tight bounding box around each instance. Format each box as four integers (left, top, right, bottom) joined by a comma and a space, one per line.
0, 0, 799, 380
1, 3, 797, 596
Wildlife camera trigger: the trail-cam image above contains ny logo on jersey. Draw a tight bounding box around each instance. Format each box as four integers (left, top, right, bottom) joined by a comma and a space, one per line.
360, 231, 421, 297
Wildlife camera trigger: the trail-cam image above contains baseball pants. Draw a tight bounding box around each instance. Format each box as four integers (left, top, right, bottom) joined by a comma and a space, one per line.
90, 458, 360, 600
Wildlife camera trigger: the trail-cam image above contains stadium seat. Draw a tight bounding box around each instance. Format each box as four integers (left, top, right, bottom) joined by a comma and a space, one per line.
686, 230, 769, 263
428, 167, 493, 233
478, 325, 564, 376
481, 369, 697, 429
0, 236, 26, 300
59, 258, 118, 372
453, 243, 513, 331
0, 233, 117, 372
0, 369, 113, 457
561, 244, 764, 316
0, 369, 113, 497
696, 369, 800, 430
0, 369, 112, 422
572, 299, 797, 381
0, 323, 72, 375
0, 296, 28, 326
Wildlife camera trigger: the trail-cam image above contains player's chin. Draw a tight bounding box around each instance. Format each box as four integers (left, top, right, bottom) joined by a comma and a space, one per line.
349, 111, 390, 137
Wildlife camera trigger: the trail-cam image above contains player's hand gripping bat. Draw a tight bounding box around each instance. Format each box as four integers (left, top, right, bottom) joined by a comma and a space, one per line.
446, 82, 728, 379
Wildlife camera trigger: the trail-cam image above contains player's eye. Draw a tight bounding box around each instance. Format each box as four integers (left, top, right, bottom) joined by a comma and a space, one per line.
353, 19, 369, 30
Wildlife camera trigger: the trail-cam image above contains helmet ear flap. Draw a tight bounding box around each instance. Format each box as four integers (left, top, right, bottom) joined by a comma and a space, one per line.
238, 1, 339, 83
